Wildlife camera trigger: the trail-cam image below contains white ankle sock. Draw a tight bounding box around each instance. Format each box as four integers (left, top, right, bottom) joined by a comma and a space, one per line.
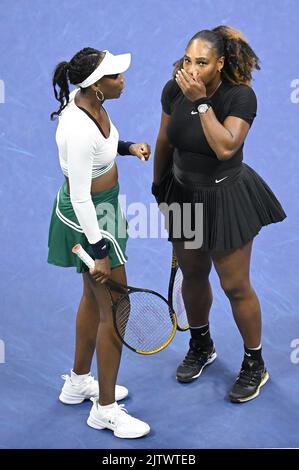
98, 401, 116, 410
71, 369, 90, 384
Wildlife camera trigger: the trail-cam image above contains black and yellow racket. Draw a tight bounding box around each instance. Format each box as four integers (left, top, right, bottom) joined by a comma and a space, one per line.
168, 249, 189, 332
72, 244, 177, 355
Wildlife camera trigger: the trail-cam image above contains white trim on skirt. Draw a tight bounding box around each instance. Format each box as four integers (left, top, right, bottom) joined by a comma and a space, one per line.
55, 189, 127, 265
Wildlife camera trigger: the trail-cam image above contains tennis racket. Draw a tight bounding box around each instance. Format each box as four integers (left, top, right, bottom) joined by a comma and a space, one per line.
72, 244, 177, 355
168, 249, 189, 331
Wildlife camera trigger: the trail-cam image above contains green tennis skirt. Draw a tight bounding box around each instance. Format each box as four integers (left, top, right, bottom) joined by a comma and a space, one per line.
47, 181, 128, 273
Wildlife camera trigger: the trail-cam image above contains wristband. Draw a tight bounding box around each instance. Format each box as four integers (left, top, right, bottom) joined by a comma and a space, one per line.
117, 140, 135, 156
90, 238, 109, 259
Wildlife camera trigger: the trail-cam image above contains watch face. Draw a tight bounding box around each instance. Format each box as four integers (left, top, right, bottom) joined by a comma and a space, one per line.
198, 104, 209, 114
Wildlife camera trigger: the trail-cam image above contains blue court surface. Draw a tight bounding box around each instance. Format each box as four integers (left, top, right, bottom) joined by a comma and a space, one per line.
0, 0, 298, 449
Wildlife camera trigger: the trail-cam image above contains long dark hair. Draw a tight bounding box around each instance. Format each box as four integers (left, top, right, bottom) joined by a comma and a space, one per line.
50, 47, 105, 120
173, 25, 260, 86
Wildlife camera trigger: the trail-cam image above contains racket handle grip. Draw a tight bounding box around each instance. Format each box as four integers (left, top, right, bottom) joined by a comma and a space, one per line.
72, 244, 95, 269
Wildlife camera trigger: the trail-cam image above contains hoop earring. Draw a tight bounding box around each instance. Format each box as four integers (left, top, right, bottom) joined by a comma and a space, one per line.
96, 89, 105, 102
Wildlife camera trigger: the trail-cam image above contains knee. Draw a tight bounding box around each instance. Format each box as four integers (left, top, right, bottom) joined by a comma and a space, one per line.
181, 264, 211, 283
221, 279, 251, 300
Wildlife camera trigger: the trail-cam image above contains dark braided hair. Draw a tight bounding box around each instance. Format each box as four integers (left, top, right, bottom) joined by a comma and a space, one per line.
173, 25, 260, 86
50, 47, 105, 120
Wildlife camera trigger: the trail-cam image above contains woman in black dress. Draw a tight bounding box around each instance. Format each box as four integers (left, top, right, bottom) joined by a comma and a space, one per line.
153, 26, 286, 403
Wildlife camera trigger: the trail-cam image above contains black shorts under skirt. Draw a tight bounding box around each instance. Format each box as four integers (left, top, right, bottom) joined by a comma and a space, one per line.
152, 163, 286, 251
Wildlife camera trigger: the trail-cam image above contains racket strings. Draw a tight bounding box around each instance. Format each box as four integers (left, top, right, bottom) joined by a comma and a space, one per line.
114, 292, 175, 353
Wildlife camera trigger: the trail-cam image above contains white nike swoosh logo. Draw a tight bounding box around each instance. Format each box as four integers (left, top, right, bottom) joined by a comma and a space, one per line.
191, 110, 198, 115
201, 330, 209, 336
215, 176, 228, 183
244, 352, 251, 357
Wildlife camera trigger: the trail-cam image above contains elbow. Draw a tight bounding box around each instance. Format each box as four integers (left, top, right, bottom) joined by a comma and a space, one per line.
216, 148, 235, 161
156, 137, 173, 151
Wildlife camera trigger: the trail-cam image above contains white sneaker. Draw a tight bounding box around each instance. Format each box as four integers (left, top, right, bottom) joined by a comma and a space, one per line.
59, 373, 129, 404
87, 399, 150, 439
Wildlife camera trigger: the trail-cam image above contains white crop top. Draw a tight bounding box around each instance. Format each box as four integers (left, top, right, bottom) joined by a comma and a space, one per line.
55, 89, 119, 244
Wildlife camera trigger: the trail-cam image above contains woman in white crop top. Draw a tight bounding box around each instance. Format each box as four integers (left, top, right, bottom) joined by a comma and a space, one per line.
48, 47, 150, 438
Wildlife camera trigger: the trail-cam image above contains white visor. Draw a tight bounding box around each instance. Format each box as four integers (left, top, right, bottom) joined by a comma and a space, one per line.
77, 50, 131, 88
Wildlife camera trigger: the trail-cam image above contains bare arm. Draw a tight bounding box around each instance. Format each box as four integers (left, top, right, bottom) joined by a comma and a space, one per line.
199, 111, 250, 161
153, 111, 174, 184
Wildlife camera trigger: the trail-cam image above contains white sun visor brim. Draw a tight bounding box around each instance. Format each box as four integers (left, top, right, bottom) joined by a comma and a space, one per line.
77, 50, 131, 88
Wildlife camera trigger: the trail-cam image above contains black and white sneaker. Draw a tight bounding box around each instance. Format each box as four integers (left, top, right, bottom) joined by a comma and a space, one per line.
176, 339, 217, 383
229, 357, 269, 403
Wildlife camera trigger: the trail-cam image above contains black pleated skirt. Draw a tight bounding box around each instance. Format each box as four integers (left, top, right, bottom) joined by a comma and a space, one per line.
152, 163, 286, 251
